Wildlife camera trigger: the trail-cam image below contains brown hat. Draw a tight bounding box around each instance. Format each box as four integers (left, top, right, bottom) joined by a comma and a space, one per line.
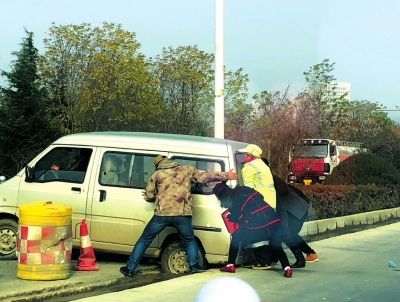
154, 155, 166, 166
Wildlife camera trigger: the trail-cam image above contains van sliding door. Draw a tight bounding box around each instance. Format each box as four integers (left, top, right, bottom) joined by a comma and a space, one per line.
88, 148, 165, 254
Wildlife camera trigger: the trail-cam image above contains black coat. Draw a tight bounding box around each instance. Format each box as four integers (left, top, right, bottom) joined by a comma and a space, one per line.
273, 176, 310, 220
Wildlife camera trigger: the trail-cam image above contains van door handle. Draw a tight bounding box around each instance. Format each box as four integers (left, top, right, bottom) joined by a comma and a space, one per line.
71, 187, 81, 193
99, 190, 106, 202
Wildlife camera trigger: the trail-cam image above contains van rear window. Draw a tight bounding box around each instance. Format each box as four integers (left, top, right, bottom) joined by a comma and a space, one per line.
171, 156, 224, 195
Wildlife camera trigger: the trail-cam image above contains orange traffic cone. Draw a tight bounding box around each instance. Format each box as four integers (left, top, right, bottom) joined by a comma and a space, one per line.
73, 219, 99, 271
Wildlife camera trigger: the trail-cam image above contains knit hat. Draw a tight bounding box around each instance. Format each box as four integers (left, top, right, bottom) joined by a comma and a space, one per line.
238, 144, 262, 157
154, 155, 166, 166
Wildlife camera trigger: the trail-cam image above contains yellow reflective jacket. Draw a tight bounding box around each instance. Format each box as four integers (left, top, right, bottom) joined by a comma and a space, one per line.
241, 158, 276, 208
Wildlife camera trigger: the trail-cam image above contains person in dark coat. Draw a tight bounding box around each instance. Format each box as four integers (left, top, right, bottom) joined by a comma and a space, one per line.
261, 158, 318, 267
213, 182, 293, 278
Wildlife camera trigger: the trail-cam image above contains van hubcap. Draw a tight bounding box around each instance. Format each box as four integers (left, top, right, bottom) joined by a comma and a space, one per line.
0, 228, 17, 255
169, 250, 189, 273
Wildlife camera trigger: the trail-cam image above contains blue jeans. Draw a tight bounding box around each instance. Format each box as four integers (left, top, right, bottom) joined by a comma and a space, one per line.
126, 215, 199, 271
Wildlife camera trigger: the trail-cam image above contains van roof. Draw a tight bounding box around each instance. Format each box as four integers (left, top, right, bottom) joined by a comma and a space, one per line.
53, 132, 248, 157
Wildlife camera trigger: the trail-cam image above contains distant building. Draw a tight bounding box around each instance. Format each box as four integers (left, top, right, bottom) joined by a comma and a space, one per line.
326, 82, 351, 101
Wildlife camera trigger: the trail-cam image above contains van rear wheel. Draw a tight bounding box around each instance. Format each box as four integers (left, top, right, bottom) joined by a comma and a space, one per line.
160, 241, 206, 274
0, 219, 18, 260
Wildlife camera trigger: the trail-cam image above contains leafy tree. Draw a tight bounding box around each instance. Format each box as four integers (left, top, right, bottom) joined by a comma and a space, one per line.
301, 59, 350, 138
0, 30, 61, 177
344, 100, 393, 140
150, 45, 214, 136
324, 99, 400, 169
362, 127, 400, 172
223, 68, 253, 141
248, 87, 299, 177
235, 59, 400, 179
40, 22, 162, 134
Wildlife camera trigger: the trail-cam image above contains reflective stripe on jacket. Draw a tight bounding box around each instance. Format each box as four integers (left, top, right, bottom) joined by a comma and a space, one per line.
241, 158, 276, 208
228, 186, 283, 242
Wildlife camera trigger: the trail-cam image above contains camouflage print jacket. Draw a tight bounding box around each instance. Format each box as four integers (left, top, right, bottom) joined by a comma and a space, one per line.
144, 158, 229, 216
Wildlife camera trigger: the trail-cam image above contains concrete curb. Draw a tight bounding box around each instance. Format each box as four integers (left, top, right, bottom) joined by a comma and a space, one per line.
0, 265, 162, 302
1, 279, 120, 302
299, 207, 400, 237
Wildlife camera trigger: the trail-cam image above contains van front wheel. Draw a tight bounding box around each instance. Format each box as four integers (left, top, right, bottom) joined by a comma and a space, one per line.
160, 241, 206, 274
0, 219, 18, 260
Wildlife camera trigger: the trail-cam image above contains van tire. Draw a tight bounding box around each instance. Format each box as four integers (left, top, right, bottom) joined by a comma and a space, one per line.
160, 240, 207, 274
0, 219, 18, 260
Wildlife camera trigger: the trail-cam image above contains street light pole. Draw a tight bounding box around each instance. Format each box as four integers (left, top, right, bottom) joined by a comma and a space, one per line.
375, 104, 400, 111
214, 0, 224, 139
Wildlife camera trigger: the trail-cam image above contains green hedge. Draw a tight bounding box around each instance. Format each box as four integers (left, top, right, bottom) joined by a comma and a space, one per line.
325, 153, 400, 186
302, 153, 400, 220
300, 185, 400, 220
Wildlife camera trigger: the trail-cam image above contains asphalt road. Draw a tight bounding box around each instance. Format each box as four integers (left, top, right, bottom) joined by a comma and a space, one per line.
72, 221, 400, 302
1, 219, 399, 302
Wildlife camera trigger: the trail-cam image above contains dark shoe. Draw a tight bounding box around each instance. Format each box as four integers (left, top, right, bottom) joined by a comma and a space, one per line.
291, 249, 306, 268
251, 263, 271, 270
252, 244, 271, 267
120, 266, 135, 277
284, 267, 293, 278
220, 264, 236, 273
189, 263, 207, 274
291, 259, 306, 268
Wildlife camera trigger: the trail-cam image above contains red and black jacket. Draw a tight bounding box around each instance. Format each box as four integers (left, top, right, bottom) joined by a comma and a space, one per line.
228, 186, 281, 232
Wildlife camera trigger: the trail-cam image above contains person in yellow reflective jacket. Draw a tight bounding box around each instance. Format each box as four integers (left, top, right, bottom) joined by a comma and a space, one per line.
238, 144, 277, 270
238, 144, 276, 209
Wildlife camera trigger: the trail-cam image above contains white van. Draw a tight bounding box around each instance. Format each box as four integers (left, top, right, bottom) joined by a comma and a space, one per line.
0, 132, 248, 273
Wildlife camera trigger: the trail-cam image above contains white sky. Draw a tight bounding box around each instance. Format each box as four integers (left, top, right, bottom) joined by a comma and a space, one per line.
1, 0, 400, 121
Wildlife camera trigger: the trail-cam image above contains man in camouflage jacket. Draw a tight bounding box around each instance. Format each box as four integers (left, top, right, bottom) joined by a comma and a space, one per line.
120, 155, 237, 277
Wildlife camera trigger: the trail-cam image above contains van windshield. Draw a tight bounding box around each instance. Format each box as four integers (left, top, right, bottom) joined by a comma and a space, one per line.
294, 144, 328, 158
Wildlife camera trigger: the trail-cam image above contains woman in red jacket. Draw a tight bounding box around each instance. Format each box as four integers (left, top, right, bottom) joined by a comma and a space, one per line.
213, 182, 293, 278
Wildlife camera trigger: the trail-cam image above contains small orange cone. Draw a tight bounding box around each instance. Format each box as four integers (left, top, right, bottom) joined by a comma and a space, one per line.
73, 219, 99, 271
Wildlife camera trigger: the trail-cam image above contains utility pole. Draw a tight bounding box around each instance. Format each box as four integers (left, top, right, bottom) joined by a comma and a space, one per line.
214, 0, 224, 139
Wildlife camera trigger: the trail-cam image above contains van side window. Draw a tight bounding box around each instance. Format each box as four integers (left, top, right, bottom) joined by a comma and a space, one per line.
172, 157, 224, 195
99, 152, 157, 188
34, 147, 93, 183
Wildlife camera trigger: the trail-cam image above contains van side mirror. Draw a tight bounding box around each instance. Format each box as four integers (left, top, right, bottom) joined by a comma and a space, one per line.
25, 166, 34, 183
